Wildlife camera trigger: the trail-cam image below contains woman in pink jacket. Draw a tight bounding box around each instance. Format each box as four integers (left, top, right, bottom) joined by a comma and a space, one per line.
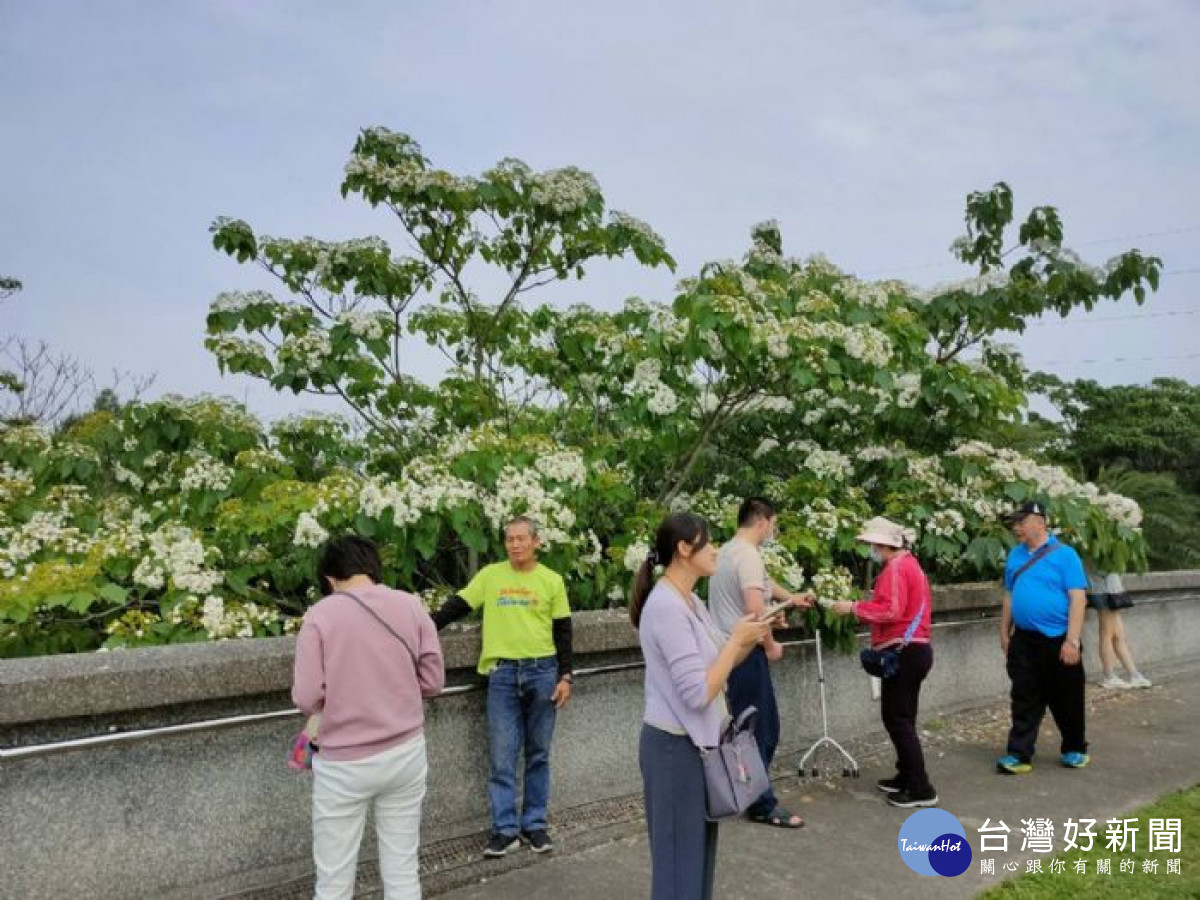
831, 516, 936, 809
293, 535, 445, 899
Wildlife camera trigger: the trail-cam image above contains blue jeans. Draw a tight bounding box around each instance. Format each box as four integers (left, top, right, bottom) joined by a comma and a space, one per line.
486, 657, 559, 836
726, 645, 780, 818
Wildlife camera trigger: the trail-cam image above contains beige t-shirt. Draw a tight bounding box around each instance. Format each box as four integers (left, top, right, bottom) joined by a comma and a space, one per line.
709, 536, 771, 638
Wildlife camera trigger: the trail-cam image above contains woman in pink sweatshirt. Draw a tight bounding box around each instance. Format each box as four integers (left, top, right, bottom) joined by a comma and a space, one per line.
831, 516, 936, 810
292, 535, 445, 900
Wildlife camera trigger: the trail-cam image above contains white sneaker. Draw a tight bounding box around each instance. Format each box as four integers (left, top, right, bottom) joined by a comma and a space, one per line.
1127, 673, 1153, 689
1099, 674, 1131, 689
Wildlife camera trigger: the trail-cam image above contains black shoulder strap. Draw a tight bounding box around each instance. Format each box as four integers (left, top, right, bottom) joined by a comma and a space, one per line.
332, 590, 418, 667
1011, 543, 1062, 587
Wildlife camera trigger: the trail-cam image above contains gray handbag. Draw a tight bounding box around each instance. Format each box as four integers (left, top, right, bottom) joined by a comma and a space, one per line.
699, 706, 770, 821
679, 590, 770, 820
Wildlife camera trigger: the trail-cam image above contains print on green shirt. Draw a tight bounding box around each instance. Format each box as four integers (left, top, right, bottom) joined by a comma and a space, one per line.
460, 561, 570, 674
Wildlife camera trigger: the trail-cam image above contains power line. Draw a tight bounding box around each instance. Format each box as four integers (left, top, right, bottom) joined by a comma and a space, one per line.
858, 225, 1200, 278
1073, 224, 1200, 247
1027, 307, 1200, 327
1029, 353, 1200, 366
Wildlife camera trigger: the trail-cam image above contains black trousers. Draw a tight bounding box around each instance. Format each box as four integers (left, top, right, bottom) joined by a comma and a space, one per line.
640, 724, 718, 900
880, 643, 934, 793
1005, 627, 1087, 763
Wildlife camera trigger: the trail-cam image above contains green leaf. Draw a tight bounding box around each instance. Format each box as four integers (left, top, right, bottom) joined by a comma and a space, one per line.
68, 592, 96, 614
98, 584, 128, 605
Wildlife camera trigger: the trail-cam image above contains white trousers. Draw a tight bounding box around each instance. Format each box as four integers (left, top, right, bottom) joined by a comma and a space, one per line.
312, 734, 428, 900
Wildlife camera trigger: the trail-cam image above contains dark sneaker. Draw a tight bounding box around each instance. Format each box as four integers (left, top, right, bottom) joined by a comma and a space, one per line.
483, 832, 520, 858
887, 787, 939, 809
877, 776, 905, 794
521, 829, 554, 853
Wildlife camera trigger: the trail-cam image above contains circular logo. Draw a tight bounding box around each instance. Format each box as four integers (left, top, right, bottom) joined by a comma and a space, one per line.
897, 809, 972, 877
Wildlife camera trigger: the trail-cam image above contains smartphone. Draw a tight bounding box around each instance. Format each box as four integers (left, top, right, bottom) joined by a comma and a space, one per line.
757, 599, 794, 621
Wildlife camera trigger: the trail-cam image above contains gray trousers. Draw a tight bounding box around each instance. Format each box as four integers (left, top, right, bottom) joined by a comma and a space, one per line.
639, 723, 718, 900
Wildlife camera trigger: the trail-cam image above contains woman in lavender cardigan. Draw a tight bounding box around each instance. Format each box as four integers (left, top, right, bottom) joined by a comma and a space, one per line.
632, 512, 772, 900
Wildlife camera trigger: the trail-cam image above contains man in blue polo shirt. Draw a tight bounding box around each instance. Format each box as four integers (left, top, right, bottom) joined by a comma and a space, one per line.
996, 501, 1090, 774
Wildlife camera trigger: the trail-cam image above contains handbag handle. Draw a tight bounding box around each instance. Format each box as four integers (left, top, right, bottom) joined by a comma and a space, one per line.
332, 590, 419, 669
724, 706, 759, 741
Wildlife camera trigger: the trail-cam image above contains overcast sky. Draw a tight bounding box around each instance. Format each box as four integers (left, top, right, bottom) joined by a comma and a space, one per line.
3, 0, 1198, 423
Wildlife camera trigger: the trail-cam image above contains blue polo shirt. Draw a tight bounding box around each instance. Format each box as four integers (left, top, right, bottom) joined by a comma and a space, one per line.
1004, 535, 1088, 637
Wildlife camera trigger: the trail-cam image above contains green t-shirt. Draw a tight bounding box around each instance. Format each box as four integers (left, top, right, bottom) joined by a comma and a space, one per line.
460, 561, 571, 675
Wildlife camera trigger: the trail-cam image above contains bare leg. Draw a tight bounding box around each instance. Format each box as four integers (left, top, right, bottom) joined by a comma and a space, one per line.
1097, 609, 1118, 676
1106, 610, 1140, 675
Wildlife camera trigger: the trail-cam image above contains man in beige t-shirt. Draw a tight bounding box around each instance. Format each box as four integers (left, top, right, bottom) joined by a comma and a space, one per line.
709, 497, 812, 828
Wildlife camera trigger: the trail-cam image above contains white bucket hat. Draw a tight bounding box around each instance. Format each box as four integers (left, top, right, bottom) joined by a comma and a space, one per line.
855, 516, 915, 548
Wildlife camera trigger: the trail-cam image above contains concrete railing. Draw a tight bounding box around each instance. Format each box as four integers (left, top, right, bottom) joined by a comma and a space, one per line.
2, 571, 1198, 898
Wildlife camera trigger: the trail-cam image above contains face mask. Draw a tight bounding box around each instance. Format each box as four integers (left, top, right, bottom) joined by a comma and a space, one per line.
869, 546, 883, 564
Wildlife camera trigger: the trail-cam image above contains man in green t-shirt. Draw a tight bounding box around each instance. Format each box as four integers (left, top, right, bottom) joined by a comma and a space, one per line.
432, 516, 573, 858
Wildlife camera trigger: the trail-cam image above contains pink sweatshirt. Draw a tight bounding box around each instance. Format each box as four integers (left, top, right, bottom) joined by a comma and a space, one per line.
292, 585, 445, 761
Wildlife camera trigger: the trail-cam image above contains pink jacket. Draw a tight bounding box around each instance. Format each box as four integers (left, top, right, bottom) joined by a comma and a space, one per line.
853, 552, 933, 649
292, 585, 445, 761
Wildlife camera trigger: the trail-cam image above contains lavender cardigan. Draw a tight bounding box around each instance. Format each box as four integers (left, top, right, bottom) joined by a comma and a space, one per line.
638, 581, 726, 747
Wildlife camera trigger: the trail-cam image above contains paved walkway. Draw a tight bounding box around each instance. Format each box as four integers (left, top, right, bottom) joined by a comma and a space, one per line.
435, 661, 1200, 899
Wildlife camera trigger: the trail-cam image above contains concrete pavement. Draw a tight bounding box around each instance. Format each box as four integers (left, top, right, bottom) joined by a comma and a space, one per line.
431, 660, 1200, 899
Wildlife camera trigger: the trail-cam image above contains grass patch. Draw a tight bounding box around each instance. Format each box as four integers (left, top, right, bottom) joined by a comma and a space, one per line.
923, 717, 948, 733
977, 783, 1200, 898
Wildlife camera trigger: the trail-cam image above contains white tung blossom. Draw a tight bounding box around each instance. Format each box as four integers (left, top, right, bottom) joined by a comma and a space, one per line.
131, 524, 223, 595
483, 465, 576, 548
336, 310, 392, 341
647, 305, 689, 345
895, 373, 922, 409
293, 512, 329, 549
533, 450, 587, 488
926, 509, 967, 539
208, 334, 269, 364
280, 330, 333, 375
809, 567, 856, 602
802, 449, 852, 481
623, 541, 650, 573
530, 167, 600, 215
855, 446, 898, 463
801, 498, 849, 542
627, 358, 679, 416
840, 277, 890, 309
760, 541, 804, 590
0, 464, 35, 505
753, 438, 779, 459
610, 211, 667, 251
179, 454, 233, 494
211, 290, 276, 314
